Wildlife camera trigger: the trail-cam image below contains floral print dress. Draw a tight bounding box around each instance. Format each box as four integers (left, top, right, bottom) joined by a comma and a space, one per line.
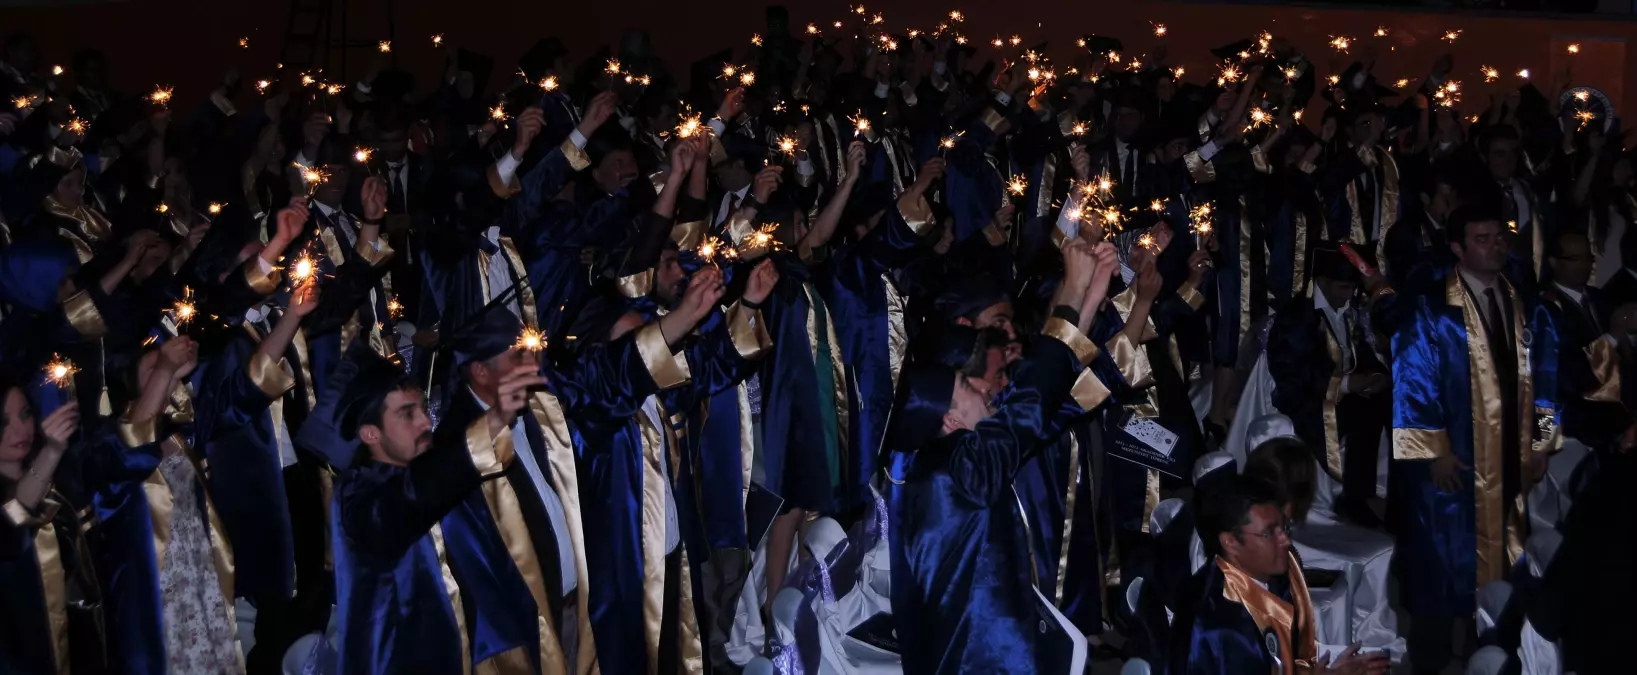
157, 453, 243, 674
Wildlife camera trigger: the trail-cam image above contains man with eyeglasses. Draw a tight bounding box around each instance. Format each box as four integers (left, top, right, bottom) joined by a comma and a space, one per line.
1170, 474, 1388, 675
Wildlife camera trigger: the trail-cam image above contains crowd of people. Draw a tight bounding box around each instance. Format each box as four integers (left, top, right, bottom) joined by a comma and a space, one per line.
1, 4, 1633, 674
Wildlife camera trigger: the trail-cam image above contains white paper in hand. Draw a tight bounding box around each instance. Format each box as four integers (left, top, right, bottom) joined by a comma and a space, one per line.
1123, 417, 1179, 457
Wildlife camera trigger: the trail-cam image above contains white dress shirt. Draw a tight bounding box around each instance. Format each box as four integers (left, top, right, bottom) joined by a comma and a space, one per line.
1315, 290, 1356, 391
471, 388, 578, 596
245, 298, 298, 469
483, 226, 524, 319
1459, 268, 1503, 334
716, 185, 750, 227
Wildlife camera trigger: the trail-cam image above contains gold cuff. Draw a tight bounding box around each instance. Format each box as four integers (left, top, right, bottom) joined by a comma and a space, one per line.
119, 414, 158, 448
635, 322, 691, 390
1392, 427, 1451, 460
247, 353, 297, 399
1105, 332, 1154, 390
355, 238, 396, 269
897, 193, 935, 237
486, 164, 521, 199
1178, 281, 1205, 311
244, 259, 280, 295
982, 223, 1006, 247
562, 138, 591, 172
980, 106, 1006, 133
1041, 317, 1100, 365
707, 134, 728, 166
3, 498, 43, 528
62, 290, 107, 338
671, 220, 707, 250
464, 416, 515, 478
1586, 336, 1622, 404
1183, 150, 1217, 184
726, 301, 773, 360
616, 270, 654, 299
1070, 369, 1112, 412
1050, 227, 1069, 250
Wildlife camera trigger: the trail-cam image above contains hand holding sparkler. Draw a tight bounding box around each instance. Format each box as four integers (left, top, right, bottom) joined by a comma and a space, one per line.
513, 106, 545, 158
489, 364, 548, 432
678, 265, 728, 326
158, 336, 200, 380
289, 279, 321, 317
361, 176, 388, 221
578, 91, 619, 139
1186, 249, 1213, 285
743, 259, 780, 306
1069, 143, 1092, 182
908, 157, 946, 200
1080, 242, 1119, 329
43, 355, 79, 396
715, 87, 746, 123
751, 165, 784, 206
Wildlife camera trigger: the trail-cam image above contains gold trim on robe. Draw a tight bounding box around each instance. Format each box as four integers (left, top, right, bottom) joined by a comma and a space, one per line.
980, 106, 1007, 133
38, 511, 70, 675
1104, 332, 1154, 390
561, 138, 592, 172
1217, 553, 1317, 675
897, 191, 935, 237
1392, 428, 1452, 461
62, 290, 108, 338
884, 276, 909, 395
430, 523, 473, 675
725, 301, 773, 360
529, 391, 599, 675
617, 270, 655, 299
244, 258, 281, 295
1250, 145, 1273, 174
1183, 150, 1216, 183
496, 237, 540, 329
1070, 368, 1112, 412
464, 417, 516, 478
636, 412, 669, 674
247, 353, 298, 399
1321, 326, 1346, 482
1041, 317, 1099, 365
636, 322, 692, 390
486, 163, 522, 199
1177, 281, 1205, 311
1585, 336, 1623, 403
478, 470, 568, 674
1053, 435, 1081, 605
670, 220, 707, 250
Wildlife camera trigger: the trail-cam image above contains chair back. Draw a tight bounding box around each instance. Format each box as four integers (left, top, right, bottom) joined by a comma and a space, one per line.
1120, 657, 1153, 675
1467, 645, 1511, 675
1477, 580, 1514, 638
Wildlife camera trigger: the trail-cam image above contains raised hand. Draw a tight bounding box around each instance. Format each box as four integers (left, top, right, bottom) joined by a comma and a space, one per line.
513, 106, 544, 158
275, 200, 307, 244
669, 136, 698, 175
488, 364, 548, 435
361, 176, 388, 220
158, 335, 200, 380
845, 140, 867, 176
681, 265, 727, 320
1061, 238, 1097, 296
289, 279, 320, 317
909, 157, 946, 197
1070, 143, 1092, 182
743, 258, 780, 305
1083, 242, 1118, 316
40, 402, 80, 453
580, 91, 619, 136
752, 165, 783, 204
716, 87, 746, 122
1133, 254, 1162, 303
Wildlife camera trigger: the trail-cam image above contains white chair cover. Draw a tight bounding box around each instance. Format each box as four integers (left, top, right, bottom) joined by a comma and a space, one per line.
1225, 354, 1280, 469
1120, 657, 1153, 675
1191, 451, 1237, 486
727, 530, 806, 665
1468, 645, 1512, 675
1529, 440, 1590, 532
744, 656, 776, 675
1126, 577, 1145, 615
1149, 499, 1185, 536
1519, 619, 1561, 675
1476, 580, 1513, 637
283, 633, 322, 675
1526, 529, 1563, 579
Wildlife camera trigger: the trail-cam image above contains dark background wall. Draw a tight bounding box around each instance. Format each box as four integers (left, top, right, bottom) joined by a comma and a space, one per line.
3, 0, 1632, 117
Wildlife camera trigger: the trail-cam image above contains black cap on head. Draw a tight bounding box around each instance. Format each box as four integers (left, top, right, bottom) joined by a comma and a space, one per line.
449, 301, 526, 369
933, 275, 1008, 323
297, 340, 409, 467
519, 38, 568, 81
456, 48, 494, 88
1309, 246, 1361, 285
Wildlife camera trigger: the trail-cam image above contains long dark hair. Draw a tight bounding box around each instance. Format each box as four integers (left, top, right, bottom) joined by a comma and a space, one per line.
0, 370, 42, 495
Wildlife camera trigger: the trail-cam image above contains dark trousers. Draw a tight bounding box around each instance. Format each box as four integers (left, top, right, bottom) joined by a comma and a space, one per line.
1408, 613, 1456, 675
657, 549, 683, 674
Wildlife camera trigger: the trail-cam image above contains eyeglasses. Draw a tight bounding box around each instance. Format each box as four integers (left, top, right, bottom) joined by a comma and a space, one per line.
1240, 518, 1296, 541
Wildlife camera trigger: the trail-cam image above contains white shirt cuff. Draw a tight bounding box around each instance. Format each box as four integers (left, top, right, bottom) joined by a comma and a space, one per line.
933, 61, 948, 75
255, 256, 274, 274
569, 128, 589, 149
293, 151, 314, 168
994, 91, 1013, 107
1199, 140, 1222, 162
355, 80, 372, 94
707, 119, 727, 139
797, 157, 816, 177
874, 82, 890, 99
496, 150, 522, 186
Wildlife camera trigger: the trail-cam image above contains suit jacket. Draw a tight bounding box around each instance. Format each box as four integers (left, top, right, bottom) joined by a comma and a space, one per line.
1600, 268, 1637, 314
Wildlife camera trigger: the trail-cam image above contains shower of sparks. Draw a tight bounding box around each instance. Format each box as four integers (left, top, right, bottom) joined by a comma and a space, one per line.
739, 71, 757, 87
1374, 27, 1389, 38
1516, 69, 1530, 79
1095, 174, 1115, 194
807, 23, 820, 35
539, 76, 559, 91
1282, 66, 1299, 81
1152, 23, 1168, 37
1576, 110, 1597, 130
51, 64, 64, 76
956, 35, 968, 45
298, 166, 328, 194
872, 13, 885, 25
1573, 89, 1590, 103
1327, 74, 1341, 86
1507, 220, 1519, 233
1172, 66, 1186, 79
490, 104, 508, 121
11, 95, 33, 110
387, 297, 403, 320
1070, 122, 1089, 136
290, 255, 317, 283
775, 135, 798, 158
1394, 78, 1412, 89
325, 84, 343, 96
1567, 44, 1580, 55
1482, 66, 1499, 83
1006, 176, 1028, 196
515, 326, 546, 352
721, 64, 738, 79
1329, 36, 1351, 53
171, 287, 198, 326
1027, 67, 1042, 81
238, 37, 249, 49
43, 355, 78, 388
676, 110, 703, 138
148, 85, 174, 106
256, 80, 272, 93
66, 117, 87, 134
1150, 199, 1168, 213
1137, 233, 1157, 251
207, 202, 224, 215
940, 135, 959, 150
1294, 110, 1304, 122
751, 34, 763, 47
1190, 203, 1215, 239
851, 113, 871, 136
1441, 30, 1461, 43
354, 147, 372, 163
748, 223, 781, 251
992, 37, 1004, 48
1249, 108, 1271, 127
378, 41, 392, 53
156, 203, 169, 214
432, 34, 443, 47
949, 10, 964, 22
1009, 35, 1021, 46
1219, 64, 1243, 84
605, 59, 622, 75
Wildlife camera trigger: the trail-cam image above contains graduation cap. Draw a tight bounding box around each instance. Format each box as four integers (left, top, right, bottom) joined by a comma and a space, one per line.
456, 48, 494, 89
369, 69, 417, 102
884, 361, 956, 452
292, 334, 410, 468
1309, 245, 1362, 285
518, 38, 568, 82
584, 124, 636, 168
912, 323, 1010, 374
932, 274, 1009, 323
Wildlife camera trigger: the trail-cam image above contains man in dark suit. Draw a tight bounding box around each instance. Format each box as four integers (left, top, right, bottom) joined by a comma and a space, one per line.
1268, 246, 1392, 527
1544, 229, 1631, 449
1092, 87, 1149, 203
1600, 224, 1637, 310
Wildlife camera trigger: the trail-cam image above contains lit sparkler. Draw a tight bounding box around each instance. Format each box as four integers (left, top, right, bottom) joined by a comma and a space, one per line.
538, 76, 559, 91
43, 355, 78, 392
1150, 199, 1168, 213
171, 287, 197, 327
1009, 35, 1021, 46
256, 79, 272, 93
1573, 89, 1590, 103
751, 34, 763, 47
739, 71, 756, 87
1152, 23, 1168, 37
1575, 109, 1597, 130
65, 117, 87, 134
676, 110, 703, 138
238, 37, 249, 49
515, 326, 546, 352
207, 202, 224, 216
775, 135, 798, 159
354, 147, 372, 163
807, 23, 821, 35
949, 10, 964, 22
1070, 122, 1089, 136
1374, 27, 1389, 38
1327, 74, 1341, 86
1567, 43, 1580, 55
1507, 220, 1519, 233
490, 104, 508, 122
605, 59, 622, 75
301, 73, 316, 87
1482, 66, 1499, 83
387, 297, 403, 320
148, 85, 174, 106
378, 41, 392, 53
1137, 233, 1157, 252
432, 34, 443, 47
1394, 78, 1412, 89
748, 223, 781, 252
1171, 66, 1186, 79
1249, 108, 1271, 127
1281, 66, 1299, 82
1516, 69, 1530, 79
1219, 64, 1243, 84
1006, 176, 1028, 197
156, 203, 169, 214
1442, 30, 1461, 43
298, 165, 329, 196
1329, 36, 1351, 53
325, 83, 343, 96
51, 64, 63, 76
850, 113, 871, 137
289, 254, 317, 283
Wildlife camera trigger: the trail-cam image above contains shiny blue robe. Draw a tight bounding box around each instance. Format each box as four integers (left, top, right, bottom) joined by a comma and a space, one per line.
1391, 273, 1560, 616
333, 332, 658, 674
1168, 561, 1305, 675
821, 201, 930, 509
295, 207, 396, 395
575, 308, 761, 675
755, 255, 847, 513
1, 489, 97, 675
888, 332, 1089, 674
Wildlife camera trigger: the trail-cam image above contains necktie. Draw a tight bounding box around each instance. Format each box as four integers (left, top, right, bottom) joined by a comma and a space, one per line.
723, 193, 741, 224
1485, 288, 1512, 358
1581, 295, 1602, 335
388, 165, 406, 214
1123, 146, 1137, 187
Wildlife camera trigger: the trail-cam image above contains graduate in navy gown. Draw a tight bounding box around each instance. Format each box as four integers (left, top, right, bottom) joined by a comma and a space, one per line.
886, 238, 1111, 674
1169, 474, 1388, 675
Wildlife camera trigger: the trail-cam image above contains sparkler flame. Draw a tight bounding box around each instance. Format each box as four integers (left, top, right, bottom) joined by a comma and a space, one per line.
751, 34, 763, 47
807, 23, 820, 35
238, 37, 249, 49
739, 71, 756, 86
1150, 199, 1167, 213
354, 147, 372, 163
378, 41, 391, 53
1249, 108, 1271, 127
1576, 110, 1597, 130
1327, 74, 1341, 86
1395, 78, 1411, 89
52, 64, 64, 76
776, 135, 797, 157
515, 327, 546, 352
539, 76, 559, 91
1006, 176, 1028, 196
301, 74, 316, 87
325, 84, 343, 95
1329, 36, 1351, 52
207, 202, 224, 215
1172, 66, 1186, 79
1070, 122, 1089, 135
1573, 89, 1590, 102
291, 255, 316, 283
1516, 69, 1530, 79
1482, 66, 1499, 83
43, 355, 77, 388
432, 34, 443, 47
387, 297, 403, 320
156, 203, 169, 214
490, 104, 507, 121
1567, 44, 1580, 55
172, 287, 197, 326
1152, 23, 1168, 37
605, 59, 621, 75
256, 79, 271, 93
1442, 30, 1461, 43
149, 85, 174, 105
1009, 35, 1021, 46
66, 117, 87, 134
1374, 27, 1388, 38
11, 95, 32, 110
949, 10, 964, 21
676, 111, 704, 139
